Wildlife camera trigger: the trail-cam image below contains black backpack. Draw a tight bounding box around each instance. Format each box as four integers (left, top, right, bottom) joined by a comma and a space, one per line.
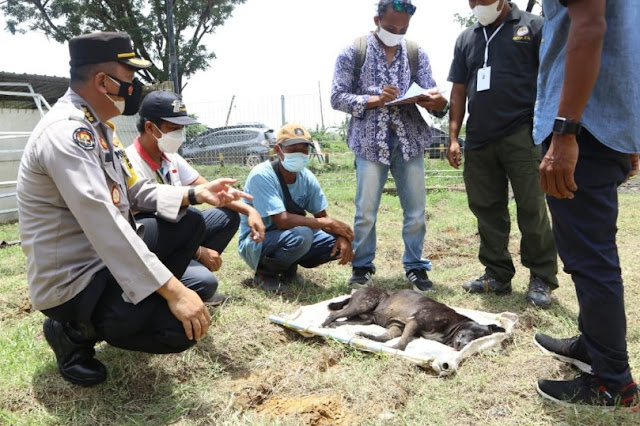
351, 35, 420, 94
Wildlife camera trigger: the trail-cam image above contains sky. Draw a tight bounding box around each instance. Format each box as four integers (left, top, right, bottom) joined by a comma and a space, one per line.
0, 0, 538, 128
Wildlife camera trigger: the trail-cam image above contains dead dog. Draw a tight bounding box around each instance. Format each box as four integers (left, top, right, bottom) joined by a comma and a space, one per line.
322, 287, 505, 351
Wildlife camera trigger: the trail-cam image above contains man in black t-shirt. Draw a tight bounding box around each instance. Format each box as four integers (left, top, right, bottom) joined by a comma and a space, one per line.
447, 1, 558, 308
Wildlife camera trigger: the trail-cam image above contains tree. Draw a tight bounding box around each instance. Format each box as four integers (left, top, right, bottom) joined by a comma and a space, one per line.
0, 0, 246, 91
185, 114, 208, 140
453, 12, 475, 29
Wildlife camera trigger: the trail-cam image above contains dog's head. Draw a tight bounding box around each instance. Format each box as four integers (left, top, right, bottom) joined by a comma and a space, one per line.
451, 322, 505, 350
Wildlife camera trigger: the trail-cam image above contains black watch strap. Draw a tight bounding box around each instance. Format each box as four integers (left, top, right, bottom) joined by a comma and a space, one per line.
553, 117, 582, 135
188, 187, 198, 205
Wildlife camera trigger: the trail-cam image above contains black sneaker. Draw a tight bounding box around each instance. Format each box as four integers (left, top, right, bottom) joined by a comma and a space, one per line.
405, 269, 434, 292
252, 271, 291, 294
462, 273, 512, 295
534, 333, 592, 374
527, 276, 553, 309
537, 373, 639, 410
347, 267, 373, 288
280, 264, 303, 285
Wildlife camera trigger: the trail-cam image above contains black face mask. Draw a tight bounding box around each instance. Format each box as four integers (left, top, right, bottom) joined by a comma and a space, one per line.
107, 75, 144, 116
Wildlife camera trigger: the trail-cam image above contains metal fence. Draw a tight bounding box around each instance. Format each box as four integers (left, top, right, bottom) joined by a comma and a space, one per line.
111, 93, 459, 170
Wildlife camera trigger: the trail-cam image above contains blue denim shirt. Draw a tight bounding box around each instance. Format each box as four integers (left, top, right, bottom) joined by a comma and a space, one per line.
330, 33, 437, 165
533, 0, 640, 153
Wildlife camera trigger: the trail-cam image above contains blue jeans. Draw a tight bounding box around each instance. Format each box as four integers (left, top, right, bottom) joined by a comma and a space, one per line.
259, 226, 337, 271
353, 140, 430, 272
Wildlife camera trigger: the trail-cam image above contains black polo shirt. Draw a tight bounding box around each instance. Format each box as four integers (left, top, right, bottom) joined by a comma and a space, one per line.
448, 3, 543, 150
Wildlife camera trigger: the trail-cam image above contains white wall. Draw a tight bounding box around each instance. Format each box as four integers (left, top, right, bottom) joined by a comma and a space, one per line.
0, 108, 43, 223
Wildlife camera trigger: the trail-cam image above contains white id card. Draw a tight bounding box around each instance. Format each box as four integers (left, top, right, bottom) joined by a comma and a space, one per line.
477, 66, 491, 92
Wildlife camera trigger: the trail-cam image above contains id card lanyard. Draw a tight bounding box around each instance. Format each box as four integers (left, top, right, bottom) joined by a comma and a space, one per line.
477, 22, 505, 92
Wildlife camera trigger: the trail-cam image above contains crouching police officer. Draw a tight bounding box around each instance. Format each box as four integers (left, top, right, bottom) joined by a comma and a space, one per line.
16, 32, 249, 386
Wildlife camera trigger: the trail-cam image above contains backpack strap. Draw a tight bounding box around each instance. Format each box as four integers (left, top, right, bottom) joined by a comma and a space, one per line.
405, 39, 419, 84
270, 160, 307, 216
352, 36, 420, 92
352, 35, 368, 94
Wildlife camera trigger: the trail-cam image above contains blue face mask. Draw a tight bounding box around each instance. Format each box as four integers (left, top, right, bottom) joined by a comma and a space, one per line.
281, 152, 310, 172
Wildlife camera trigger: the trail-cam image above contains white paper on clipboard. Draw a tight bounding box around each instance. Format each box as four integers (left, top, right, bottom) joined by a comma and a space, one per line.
386, 82, 438, 106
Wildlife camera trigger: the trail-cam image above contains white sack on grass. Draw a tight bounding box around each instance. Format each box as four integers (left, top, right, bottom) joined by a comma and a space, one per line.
269, 294, 518, 376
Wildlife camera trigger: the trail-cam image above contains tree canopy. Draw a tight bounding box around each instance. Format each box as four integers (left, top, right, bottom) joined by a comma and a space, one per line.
454, 1, 540, 28
1, 0, 246, 90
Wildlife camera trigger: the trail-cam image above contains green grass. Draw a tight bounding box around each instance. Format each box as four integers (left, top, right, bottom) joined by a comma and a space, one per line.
2, 165, 640, 425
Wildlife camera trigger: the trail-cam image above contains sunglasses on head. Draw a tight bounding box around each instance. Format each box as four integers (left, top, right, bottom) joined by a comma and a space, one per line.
391, 0, 417, 15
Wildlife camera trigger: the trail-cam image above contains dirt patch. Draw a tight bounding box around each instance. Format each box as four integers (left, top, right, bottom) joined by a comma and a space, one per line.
231, 368, 351, 424
0, 295, 33, 321
232, 371, 283, 409
257, 394, 351, 425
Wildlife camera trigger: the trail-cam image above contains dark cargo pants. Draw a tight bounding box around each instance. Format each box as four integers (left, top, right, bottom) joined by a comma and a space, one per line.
463, 122, 558, 286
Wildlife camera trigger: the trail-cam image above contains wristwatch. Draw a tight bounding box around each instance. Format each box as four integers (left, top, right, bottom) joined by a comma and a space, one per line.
553, 117, 582, 135
188, 187, 198, 205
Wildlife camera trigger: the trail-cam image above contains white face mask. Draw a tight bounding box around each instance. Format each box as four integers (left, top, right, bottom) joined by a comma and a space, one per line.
377, 26, 404, 47
105, 93, 125, 114
153, 124, 185, 153
473, 0, 503, 26
104, 76, 125, 114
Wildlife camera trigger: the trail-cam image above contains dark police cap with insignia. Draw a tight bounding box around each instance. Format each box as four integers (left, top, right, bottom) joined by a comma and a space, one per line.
69, 32, 152, 69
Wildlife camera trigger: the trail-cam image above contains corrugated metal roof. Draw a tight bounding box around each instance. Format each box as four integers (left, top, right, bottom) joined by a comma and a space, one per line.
0, 71, 69, 109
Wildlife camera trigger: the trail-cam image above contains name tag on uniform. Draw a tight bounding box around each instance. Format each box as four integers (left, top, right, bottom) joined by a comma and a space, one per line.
477, 66, 491, 92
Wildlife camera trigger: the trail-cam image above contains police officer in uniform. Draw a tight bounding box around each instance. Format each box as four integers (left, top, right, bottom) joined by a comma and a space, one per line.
17, 32, 248, 386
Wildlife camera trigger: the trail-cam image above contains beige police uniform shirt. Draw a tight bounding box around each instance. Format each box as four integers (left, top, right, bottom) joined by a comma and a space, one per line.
17, 88, 186, 311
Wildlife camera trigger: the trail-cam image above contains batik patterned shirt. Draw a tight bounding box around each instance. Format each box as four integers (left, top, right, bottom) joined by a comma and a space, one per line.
331, 33, 440, 165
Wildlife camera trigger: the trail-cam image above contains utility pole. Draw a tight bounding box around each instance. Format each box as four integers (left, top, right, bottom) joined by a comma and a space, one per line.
224, 95, 235, 127
318, 81, 325, 130
281, 95, 286, 127
166, 0, 180, 93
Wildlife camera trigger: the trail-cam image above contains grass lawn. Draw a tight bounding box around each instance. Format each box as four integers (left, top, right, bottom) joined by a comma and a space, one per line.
1, 156, 639, 425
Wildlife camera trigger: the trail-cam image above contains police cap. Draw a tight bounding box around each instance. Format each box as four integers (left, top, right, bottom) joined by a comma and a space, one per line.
69, 32, 152, 69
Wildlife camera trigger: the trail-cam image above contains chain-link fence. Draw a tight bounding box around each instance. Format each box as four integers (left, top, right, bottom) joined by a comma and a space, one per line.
111, 93, 463, 185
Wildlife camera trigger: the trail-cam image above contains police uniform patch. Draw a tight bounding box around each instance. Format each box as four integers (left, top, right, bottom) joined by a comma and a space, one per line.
111, 185, 121, 205
99, 137, 109, 150
73, 128, 96, 150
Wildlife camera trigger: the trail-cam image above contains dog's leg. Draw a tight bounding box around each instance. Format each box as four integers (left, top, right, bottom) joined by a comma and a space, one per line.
390, 318, 419, 351
326, 317, 376, 328
356, 324, 403, 342
327, 298, 351, 311
321, 291, 381, 327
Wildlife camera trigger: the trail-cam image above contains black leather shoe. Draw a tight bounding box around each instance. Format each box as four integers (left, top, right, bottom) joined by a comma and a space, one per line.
43, 318, 107, 386
526, 276, 553, 309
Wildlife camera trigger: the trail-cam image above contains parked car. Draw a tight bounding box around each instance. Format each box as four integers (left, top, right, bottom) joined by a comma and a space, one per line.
182, 124, 276, 167
425, 127, 465, 159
